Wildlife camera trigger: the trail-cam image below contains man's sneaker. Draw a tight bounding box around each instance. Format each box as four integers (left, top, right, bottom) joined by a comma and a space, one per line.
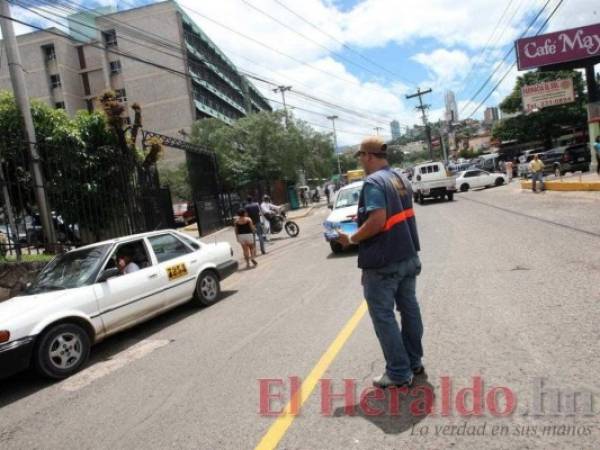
372, 373, 413, 389
412, 365, 426, 377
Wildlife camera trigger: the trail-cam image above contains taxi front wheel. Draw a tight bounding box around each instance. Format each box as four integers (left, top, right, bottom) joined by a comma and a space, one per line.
195, 271, 221, 306
34, 323, 91, 379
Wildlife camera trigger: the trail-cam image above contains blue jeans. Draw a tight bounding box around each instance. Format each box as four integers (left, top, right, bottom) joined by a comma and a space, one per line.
532, 172, 544, 191
362, 255, 423, 382
254, 223, 266, 254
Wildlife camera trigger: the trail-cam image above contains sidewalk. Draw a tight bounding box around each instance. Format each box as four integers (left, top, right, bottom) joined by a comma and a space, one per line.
181, 202, 322, 242
520, 171, 600, 191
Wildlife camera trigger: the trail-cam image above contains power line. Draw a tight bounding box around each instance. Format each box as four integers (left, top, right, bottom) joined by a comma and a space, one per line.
237, 0, 409, 84
460, 0, 553, 115
465, 0, 565, 119
19, 0, 410, 129
176, 2, 395, 95
460, 0, 516, 89
271, 0, 416, 85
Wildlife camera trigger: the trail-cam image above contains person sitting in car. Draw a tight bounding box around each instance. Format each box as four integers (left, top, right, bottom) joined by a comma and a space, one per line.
117, 247, 140, 274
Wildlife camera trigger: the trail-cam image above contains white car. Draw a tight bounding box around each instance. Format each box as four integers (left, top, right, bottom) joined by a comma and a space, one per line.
455, 169, 507, 192
0, 230, 237, 380
323, 181, 363, 253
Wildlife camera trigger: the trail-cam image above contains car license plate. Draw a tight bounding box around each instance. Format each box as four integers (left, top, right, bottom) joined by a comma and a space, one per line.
577, 157, 585, 162
166, 263, 188, 280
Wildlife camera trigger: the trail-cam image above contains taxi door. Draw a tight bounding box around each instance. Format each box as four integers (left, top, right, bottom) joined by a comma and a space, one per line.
146, 233, 198, 307
94, 239, 164, 335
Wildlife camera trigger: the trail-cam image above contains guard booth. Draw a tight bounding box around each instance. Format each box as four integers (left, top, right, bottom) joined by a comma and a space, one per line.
515, 23, 600, 171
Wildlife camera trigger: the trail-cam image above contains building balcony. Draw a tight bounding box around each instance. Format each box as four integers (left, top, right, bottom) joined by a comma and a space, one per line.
189, 68, 246, 115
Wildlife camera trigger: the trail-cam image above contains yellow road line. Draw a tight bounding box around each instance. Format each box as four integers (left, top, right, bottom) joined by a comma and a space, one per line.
254, 300, 368, 450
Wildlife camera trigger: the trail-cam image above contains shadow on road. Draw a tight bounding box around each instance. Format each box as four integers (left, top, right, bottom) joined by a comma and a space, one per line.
0, 290, 237, 407
331, 375, 434, 435
326, 248, 359, 259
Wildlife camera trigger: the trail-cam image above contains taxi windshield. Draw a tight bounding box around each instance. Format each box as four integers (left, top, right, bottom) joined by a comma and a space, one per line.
335, 187, 361, 209
27, 244, 111, 293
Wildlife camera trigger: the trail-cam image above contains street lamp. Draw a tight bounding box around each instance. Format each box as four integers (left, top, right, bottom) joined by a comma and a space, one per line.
327, 115, 341, 176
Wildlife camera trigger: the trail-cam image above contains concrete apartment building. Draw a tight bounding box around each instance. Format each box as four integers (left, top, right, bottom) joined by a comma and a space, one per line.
0, 1, 271, 165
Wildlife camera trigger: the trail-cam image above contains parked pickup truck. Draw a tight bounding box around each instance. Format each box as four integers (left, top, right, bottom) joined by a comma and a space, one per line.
411, 161, 457, 204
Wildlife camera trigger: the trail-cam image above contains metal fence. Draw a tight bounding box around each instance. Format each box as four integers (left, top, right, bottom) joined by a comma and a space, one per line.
0, 137, 174, 260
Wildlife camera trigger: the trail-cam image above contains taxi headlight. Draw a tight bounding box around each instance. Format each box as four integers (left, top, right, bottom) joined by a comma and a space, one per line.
0, 330, 10, 343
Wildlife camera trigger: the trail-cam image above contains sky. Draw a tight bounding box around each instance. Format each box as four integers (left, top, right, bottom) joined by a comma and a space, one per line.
5, 0, 600, 145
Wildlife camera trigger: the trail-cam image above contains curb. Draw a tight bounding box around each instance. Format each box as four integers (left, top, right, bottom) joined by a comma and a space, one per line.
288, 205, 317, 220
520, 180, 600, 191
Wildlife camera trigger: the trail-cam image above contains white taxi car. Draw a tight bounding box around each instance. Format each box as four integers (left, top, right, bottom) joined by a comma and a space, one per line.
0, 230, 237, 380
323, 181, 363, 253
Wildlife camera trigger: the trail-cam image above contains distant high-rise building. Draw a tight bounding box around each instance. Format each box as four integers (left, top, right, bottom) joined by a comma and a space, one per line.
484, 107, 499, 124
390, 120, 401, 140
445, 90, 459, 122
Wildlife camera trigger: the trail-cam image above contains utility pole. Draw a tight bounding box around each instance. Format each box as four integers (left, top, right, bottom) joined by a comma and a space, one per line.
0, 1, 55, 246
327, 115, 341, 176
273, 85, 292, 127
406, 87, 433, 160
373, 126, 383, 136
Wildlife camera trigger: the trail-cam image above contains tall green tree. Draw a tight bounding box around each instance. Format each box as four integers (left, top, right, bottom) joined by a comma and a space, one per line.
190, 111, 335, 192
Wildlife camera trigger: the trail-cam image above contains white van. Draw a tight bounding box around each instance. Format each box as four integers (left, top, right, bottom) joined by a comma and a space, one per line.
411, 161, 457, 204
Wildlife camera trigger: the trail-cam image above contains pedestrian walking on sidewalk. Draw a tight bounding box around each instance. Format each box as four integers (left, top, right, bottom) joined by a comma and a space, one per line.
505, 160, 513, 182
594, 136, 600, 175
336, 136, 424, 389
529, 154, 545, 192
234, 209, 257, 269
245, 196, 266, 255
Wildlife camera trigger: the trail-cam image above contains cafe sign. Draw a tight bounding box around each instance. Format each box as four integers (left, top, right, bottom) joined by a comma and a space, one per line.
516, 23, 600, 70
521, 78, 575, 112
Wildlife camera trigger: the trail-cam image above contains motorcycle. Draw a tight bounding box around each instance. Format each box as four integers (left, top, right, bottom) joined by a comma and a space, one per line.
261, 209, 300, 238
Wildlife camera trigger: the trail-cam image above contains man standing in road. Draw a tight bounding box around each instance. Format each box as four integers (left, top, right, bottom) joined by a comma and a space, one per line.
245, 196, 266, 255
336, 136, 423, 389
529, 154, 545, 192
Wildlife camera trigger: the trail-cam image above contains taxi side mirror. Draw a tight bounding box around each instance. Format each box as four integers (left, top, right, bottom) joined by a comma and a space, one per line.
98, 268, 120, 282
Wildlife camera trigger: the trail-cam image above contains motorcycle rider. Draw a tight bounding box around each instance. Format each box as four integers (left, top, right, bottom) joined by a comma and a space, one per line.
260, 195, 280, 237
260, 195, 280, 219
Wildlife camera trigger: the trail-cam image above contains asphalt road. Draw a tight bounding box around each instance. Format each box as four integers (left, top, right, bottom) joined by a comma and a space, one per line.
1, 182, 599, 449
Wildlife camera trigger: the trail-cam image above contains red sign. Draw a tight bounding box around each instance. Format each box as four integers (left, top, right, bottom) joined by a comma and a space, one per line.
515, 23, 600, 70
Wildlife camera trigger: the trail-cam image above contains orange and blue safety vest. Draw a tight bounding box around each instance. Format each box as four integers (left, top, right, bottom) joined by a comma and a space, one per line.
356, 167, 420, 269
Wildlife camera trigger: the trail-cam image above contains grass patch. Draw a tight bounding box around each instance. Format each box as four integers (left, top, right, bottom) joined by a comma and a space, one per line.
0, 253, 54, 263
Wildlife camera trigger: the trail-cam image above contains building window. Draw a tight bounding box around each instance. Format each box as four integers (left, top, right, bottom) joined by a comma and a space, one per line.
42, 44, 56, 62
109, 60, 122, 75
85, 99, 94, 113
50, 74, 61, 89
122, 116, 131, 125
103, 30, 117, 47
81, 73, 91, 96
77, 45, 86, 69
115, 88, 127, 103
55, 101, 65, 109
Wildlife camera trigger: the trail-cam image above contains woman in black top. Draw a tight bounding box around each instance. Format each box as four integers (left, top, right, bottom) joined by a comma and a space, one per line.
234, 209, 257, 269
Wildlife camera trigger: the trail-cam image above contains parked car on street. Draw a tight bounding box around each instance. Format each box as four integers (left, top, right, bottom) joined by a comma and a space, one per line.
173, 202, 196, 226
455, 169, 507, 192
411, 161, 456, 204
0, 230, 237, 380
540, 144, 591, 177
324, 181, 363, 254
